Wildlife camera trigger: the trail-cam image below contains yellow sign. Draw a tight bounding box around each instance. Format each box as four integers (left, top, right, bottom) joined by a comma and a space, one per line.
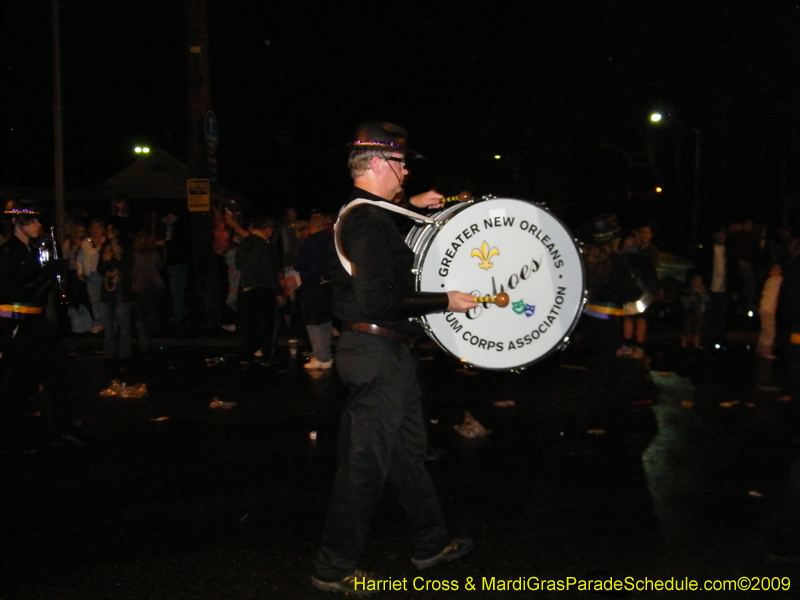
187, 178, 210, 212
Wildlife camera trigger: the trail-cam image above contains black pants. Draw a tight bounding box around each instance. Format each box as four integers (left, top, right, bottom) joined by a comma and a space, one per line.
238, 287, 277, 360
572, 315, 623, 435
702, 291, 728, 348
0, 317, 74, 447
314, 330, 448, 581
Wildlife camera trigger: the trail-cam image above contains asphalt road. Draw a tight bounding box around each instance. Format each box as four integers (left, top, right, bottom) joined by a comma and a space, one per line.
2, 326, 798, 599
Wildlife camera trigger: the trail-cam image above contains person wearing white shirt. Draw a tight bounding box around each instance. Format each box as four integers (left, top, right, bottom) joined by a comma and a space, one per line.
757, 264, 783, 358
76, 218, 106, 334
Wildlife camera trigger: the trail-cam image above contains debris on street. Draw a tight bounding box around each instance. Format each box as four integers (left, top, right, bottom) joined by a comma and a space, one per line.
99, 380, 148, 398
493, 400, 516, 407
454, 411, 491, 438
210, 397, 237, 409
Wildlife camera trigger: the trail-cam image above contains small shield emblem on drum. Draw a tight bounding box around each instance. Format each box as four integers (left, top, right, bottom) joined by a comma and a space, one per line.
471, 241, 500, 270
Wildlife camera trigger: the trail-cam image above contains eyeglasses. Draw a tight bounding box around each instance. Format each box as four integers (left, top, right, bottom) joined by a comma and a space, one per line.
382, 156, 406, 169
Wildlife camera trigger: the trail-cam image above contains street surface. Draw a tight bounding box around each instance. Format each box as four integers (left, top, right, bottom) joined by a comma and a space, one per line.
2, 324, 798, 599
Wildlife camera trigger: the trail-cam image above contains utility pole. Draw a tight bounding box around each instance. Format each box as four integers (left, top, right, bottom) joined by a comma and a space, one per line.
186, 0, 210, 176
185, 0, 221, 327
52, 0, 65, 242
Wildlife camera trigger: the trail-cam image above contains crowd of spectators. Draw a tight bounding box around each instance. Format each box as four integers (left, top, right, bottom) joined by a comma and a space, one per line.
44, 199, 800, 373
56, 199, 338, 369
579, 217, 800, 361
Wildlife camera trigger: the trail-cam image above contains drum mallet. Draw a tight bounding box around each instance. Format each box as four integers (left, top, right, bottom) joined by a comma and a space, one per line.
441, 191, 473, 203
473, 292, 510, 307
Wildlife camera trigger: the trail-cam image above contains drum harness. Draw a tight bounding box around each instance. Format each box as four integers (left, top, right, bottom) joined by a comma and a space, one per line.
333, 198, 435, 276
333, 199, 437, 347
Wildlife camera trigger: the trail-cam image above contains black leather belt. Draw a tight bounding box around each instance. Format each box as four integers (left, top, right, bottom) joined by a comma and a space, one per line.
341, 322, 415, 347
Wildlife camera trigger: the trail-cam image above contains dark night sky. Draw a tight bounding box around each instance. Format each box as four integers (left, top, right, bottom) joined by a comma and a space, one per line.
2, 1, 799, 239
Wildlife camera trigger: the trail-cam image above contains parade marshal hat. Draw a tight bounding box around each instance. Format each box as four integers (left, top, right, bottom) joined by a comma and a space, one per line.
591, 213, 621, 243
349, 122, 423, 158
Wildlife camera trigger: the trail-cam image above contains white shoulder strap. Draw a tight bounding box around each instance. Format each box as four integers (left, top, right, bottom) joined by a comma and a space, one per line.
334, 198, 436, 276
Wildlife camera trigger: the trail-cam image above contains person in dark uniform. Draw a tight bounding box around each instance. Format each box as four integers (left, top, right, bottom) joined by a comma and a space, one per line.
695, 226, 739, 349
235, 216, 284, 365
160, 208, 192, 324
311, 123, 478, 595
0, 200, 85, 452
569, 213, 641, 454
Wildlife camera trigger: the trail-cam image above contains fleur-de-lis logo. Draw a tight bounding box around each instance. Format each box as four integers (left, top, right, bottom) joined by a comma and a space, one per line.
471, 241, 499, 270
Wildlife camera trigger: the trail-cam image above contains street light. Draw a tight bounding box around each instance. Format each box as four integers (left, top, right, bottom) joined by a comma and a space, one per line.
649, 112, 701, 241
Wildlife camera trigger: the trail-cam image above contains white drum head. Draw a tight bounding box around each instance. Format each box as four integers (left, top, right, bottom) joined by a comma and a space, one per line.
412, 198, 585, 371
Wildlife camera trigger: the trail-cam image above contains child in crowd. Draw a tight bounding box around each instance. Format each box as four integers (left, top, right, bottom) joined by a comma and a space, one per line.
757, 263, 783, 359
681, 270, 709, 349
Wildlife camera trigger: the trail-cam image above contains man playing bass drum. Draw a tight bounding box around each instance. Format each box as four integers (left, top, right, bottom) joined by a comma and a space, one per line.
311, 123, 477, 595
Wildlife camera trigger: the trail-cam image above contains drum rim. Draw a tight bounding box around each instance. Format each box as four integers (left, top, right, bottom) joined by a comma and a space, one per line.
406, 199, 474, 268
408, 197, 587, 371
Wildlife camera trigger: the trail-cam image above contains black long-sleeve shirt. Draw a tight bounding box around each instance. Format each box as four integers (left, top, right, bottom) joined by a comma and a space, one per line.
0, 236, 54, 310
331, 188, 448, 338
0, 235, 58, 349
236, 233, 280, 295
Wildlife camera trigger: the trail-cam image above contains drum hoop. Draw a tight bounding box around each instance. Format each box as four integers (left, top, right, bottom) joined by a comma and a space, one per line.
409, 197, 587, 371
407, 200, 475, 277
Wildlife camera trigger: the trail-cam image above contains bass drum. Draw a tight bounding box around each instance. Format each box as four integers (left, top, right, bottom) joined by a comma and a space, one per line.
406, 197, 586, 371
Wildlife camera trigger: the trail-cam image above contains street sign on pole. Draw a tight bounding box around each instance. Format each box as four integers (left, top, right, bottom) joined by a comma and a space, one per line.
204, 110, 219, 183
204, 111, 218, 155
187, 178, 211, 212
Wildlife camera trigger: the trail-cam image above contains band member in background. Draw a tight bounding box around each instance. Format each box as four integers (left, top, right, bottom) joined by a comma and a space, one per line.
619, 224, 659, 359
0, 200, 86, 453
311, 122, 478, 595
569, 213, 641, 455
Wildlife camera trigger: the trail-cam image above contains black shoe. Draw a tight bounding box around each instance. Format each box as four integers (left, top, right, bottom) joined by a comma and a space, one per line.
310, 570, 381, 596
49, 432, 89, 448
259, 358, 284, 368
411, 537, 474, 570
424, 447, 447, 462
0, 446, 38, 457
239, 357, 262, 366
